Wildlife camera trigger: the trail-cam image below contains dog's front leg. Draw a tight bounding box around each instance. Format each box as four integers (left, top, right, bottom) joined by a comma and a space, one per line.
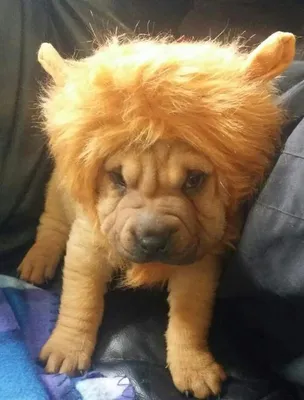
40, 215, 111, 375
167, 255, 225, 399
18, 172, 70, 284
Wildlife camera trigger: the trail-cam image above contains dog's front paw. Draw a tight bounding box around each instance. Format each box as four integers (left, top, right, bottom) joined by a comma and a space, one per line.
169, 350, 226, 399
40, 328, 94, 375
18, 245, 59, 285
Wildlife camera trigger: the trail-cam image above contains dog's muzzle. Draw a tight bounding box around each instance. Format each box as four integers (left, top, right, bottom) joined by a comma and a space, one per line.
133, 228, 172, 262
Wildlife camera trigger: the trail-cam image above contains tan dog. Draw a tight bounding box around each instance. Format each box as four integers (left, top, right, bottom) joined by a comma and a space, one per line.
18, 32, 295, 398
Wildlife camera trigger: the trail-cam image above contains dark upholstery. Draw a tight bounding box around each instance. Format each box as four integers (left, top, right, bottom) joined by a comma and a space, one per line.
1, 1, 304, 399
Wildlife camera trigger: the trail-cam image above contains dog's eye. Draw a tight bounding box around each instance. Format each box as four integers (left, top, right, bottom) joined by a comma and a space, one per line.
108, 169, 126, 190
183, 170, 207, 193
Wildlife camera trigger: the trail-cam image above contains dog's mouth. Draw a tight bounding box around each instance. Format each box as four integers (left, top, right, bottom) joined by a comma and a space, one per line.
117, 242, 199, 266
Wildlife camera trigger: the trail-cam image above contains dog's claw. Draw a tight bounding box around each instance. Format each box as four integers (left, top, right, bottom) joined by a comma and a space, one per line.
184, 390, 194, 398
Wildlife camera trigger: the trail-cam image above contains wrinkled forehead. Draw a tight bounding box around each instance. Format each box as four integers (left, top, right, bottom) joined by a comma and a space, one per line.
104, 140, 213, 178
105, 141, 212, 169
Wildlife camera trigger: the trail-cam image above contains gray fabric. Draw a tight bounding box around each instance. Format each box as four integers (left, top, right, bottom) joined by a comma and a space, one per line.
238, 117, 304, 295
0, 0, 50, 268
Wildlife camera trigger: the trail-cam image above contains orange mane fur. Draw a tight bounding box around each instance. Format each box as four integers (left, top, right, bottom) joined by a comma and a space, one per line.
40, 36, 284, 240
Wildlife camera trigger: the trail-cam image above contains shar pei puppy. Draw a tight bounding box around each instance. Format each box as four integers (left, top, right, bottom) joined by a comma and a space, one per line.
19, 31, 295, 398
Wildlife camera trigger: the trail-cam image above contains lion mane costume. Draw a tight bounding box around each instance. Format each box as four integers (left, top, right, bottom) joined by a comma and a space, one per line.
19, 32, 295, 398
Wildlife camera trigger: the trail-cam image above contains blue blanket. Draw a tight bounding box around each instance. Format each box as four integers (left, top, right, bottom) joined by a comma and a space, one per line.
0, 275, 135, 400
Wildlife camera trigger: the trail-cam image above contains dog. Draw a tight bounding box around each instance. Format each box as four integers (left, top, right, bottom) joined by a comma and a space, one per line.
18, 32, 295, 398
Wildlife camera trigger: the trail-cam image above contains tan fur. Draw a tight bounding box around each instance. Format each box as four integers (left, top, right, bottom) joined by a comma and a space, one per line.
18, 32, 295, 398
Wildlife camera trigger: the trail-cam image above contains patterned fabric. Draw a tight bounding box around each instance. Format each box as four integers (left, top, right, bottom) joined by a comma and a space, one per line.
0, 275, 135, 400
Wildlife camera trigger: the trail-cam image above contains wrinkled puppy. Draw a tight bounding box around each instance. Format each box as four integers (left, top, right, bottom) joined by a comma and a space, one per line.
19, 32, 295, 399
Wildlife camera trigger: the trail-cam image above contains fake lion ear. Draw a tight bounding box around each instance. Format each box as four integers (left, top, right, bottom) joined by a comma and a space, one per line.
38, 43, 68, 85
244, 32, 296, 81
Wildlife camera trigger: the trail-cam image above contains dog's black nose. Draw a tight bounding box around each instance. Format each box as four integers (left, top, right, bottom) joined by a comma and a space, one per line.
138, 233, 169, 255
